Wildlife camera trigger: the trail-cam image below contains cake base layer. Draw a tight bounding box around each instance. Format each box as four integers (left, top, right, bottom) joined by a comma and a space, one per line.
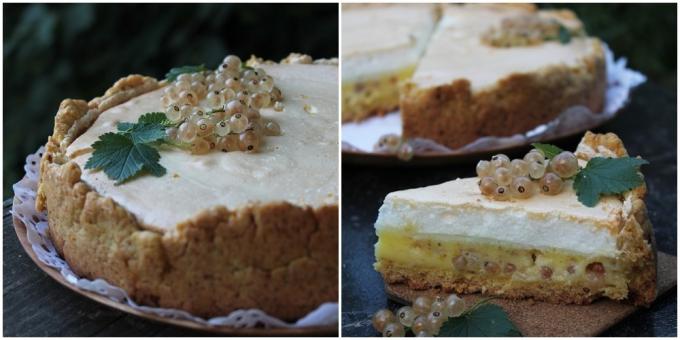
342, 66, 415, 122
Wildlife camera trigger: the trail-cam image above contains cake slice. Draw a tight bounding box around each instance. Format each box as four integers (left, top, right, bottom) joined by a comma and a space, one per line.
374, 132, 655, 306
342, 3, 438, 122
400, 4, 606, 149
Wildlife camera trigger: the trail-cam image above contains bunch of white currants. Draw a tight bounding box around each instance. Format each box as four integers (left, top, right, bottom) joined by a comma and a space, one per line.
162, 55, 284, 155
372, 294, 466, 337
476, 148, 579, 200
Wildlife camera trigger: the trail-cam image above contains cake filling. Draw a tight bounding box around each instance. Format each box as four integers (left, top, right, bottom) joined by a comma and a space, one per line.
375, 230, 629, 300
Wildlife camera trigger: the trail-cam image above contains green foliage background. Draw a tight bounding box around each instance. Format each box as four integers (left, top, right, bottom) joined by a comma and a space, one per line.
3, 3, 338, 197
3, 3, 676, 197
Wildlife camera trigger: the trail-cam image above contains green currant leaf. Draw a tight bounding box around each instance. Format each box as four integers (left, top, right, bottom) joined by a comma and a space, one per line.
85, 132, 166, 184
438, 304, 521, 337
118, 112, 173, 132
116, 122, 134, 131
137, 112, 173, 126
241, 63, 254, 71
573, 157, 649, 207
127, 123, 166, 144
531, 143, 564, 159
558, 25, 572, 44
164, 64, 207, 81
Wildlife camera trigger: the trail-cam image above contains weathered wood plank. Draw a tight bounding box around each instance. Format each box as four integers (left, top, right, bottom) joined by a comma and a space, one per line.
3, 200, 171, 336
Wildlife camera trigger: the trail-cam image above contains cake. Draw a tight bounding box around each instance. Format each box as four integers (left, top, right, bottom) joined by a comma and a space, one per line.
341, 3, 438, 122
401, 4, 605, 149
374, 132, 656, 306
35, 54, 338, 320
343, 4, 606, 150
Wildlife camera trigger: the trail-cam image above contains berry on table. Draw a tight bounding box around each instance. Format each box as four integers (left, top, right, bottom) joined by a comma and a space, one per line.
372, 309, 396, 333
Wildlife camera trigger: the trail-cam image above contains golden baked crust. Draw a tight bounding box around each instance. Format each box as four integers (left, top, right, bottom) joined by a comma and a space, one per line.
400, 44, 606, 149
35, 70, 338, 319
377, 132, 655, 306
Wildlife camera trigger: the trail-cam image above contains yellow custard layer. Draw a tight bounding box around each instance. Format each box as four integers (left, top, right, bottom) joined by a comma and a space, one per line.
375, 230, 630, 298
341, 66, 415, 122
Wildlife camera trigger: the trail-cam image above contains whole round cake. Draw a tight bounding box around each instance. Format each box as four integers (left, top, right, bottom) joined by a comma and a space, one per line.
35, 53, 339, 320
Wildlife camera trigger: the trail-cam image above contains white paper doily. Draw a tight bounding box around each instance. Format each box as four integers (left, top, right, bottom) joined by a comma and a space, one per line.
10, 147, 338, 330
342, 44, 646, 153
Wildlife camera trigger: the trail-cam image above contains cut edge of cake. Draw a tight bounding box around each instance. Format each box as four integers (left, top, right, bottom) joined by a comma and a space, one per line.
374, 132, 656, 306
341, 3, 440, 122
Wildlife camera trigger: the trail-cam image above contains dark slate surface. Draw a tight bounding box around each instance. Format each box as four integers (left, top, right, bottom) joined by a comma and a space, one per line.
341, 82, 677, 337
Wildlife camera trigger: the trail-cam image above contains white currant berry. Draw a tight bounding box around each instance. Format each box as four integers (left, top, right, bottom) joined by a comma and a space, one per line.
215, 120, 231, 136
524, 150, 545, 165
411, 315, 430, 334
510, 159, 530, 177
382, 322, 405, 337
413, 296, 432, 316
539, 172, 564, 195
551, 151, 579, 178
446, 294, 465, 317
239, 131, 260, 153
511, 176, 534, 199
229, 113, 249, 134
396, 306, 416, 327
528, 161, 546, 179
165, 104, 182, 122
372, 309, 395, 333
476, 160, 494, 177
494, 167, 513, 186
494, 185, 510, 201
178, 121, 198, 142
478, 176, 498, 196
491, 154, 510, 168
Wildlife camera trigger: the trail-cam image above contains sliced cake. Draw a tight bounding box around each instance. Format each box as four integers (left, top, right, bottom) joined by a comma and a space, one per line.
342, 3, 438, 122
400, 4, 606, 149
374, 132, 655, 306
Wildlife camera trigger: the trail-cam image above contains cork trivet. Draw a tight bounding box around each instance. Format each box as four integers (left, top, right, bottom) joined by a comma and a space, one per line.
385, 251, 676, 337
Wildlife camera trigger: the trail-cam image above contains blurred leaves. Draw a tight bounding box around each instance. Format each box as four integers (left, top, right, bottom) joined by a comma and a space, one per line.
3, 3, 337, 197
541, 3, 676, 90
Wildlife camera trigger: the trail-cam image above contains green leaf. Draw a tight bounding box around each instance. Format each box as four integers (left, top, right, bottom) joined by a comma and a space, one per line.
531, 143, 564, 159
116, 122, 134, 131
138, 112, 173, 126
127, 123, 166, 144
164, 64, 207, 81
84, 132, 166, 184
438, 304, 521, 337
118, 112, 173, 132
558, 25, 571, 44
241, 63, 254, 71
573, 157, 649, 207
